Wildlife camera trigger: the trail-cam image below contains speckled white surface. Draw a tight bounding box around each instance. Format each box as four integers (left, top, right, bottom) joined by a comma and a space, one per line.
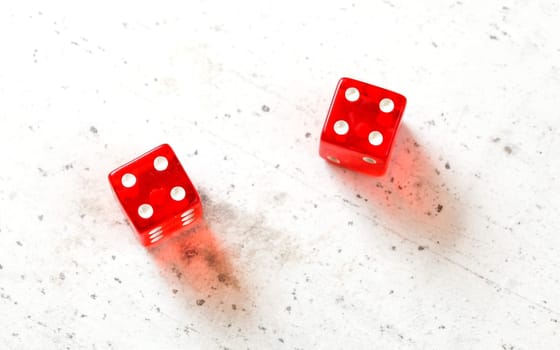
1, 1, 560, 349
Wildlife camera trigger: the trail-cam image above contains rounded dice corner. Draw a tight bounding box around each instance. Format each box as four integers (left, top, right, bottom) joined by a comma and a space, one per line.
152, 143, 173, 154
107, 168, 123, 187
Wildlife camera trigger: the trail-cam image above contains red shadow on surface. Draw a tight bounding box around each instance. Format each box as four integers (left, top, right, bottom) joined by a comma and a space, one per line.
149, 218, 245, 298
326, 124, 463, 246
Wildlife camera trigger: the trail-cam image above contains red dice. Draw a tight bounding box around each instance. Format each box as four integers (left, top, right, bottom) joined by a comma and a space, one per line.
108, 144, 202, 246
319, 77, 407, 176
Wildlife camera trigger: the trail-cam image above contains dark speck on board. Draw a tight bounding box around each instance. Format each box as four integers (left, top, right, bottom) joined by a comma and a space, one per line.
89, 126, 98, 134
437, 204, 443, 213
59, 272, 66, 280
0, 264, 3, 270
16, 241, 22, 246
278, 338, 284, 343
38, 215, 44, 221
305, 132, 311, 138
445, 162, 451, 170
196, 299, 205, 306
261, 105, 270, 112
114, 277, 122, 283
172, 289, 178, 294
172, 266, 182, 279
504, 146, 513, 154
204, 252, 216, 265
418, 246, 426, 251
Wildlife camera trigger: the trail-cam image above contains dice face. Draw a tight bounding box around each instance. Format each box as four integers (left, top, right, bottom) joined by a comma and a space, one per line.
108, 144, 202, 246
319, 77, 407, 176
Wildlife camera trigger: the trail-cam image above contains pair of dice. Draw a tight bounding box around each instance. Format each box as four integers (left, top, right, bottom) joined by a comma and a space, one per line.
108, 78, 407, 246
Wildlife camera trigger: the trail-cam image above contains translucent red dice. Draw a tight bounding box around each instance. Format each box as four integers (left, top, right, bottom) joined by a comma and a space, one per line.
108, 144, 202, 246
319, 77, 407, 176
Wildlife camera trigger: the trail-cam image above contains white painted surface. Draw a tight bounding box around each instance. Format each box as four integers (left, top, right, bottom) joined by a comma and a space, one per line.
1, 1, 559, 349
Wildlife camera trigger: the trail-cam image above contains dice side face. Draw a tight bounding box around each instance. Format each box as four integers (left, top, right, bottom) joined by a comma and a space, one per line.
319, 77, 407, 175
319, 141, 389, 176
108, 144, 202, 246
137, 201, 203, 246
